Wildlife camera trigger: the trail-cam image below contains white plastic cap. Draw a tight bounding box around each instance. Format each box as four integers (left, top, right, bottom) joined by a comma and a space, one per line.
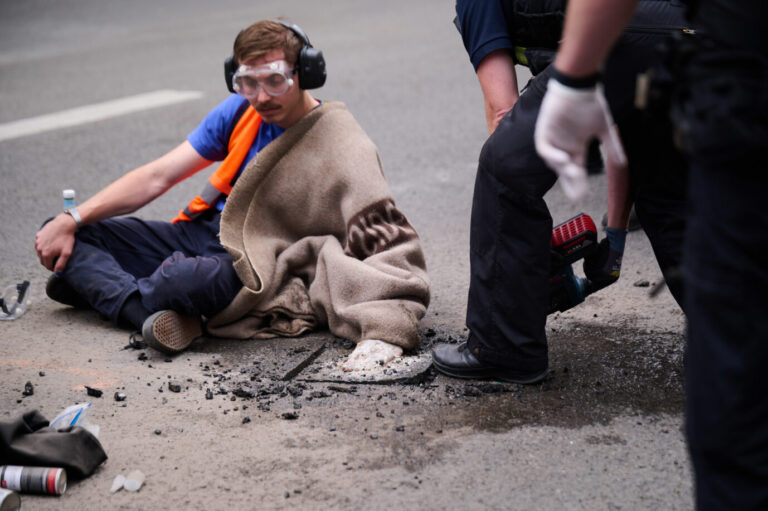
62, 189, 75, 199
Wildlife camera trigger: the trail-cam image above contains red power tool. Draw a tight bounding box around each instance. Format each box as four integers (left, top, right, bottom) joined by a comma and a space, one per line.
549, 213, 598, 313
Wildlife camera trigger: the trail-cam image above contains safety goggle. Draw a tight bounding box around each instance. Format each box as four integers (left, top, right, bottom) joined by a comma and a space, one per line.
232, 60, 295, 98
0, 280, 31, 321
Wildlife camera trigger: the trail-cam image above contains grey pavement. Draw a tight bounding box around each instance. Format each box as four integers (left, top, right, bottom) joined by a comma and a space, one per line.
0, 1, 691, 509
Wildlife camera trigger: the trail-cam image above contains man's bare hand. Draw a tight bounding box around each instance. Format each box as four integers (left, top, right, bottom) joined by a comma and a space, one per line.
35, 213, 78, 273
341, 339, 403, 372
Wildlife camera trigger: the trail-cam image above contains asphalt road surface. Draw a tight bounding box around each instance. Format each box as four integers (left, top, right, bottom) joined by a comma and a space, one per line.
0, 1, 690, 509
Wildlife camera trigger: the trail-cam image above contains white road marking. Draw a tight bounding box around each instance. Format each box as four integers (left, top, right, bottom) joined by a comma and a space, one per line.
0, 89, 204, 142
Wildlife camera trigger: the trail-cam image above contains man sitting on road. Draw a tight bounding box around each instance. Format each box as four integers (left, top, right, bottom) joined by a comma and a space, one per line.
35, 19, 430, 372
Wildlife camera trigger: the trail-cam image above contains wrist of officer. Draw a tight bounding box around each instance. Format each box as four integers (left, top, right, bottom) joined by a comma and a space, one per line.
604, 226, 627, 253
551, 67, 601, 90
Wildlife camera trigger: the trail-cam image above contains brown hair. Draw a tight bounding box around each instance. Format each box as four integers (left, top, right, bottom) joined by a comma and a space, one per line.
233, 19, 302, 66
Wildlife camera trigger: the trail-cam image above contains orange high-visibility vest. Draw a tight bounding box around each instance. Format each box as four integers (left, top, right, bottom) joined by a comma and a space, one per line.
172, 106, 263, 222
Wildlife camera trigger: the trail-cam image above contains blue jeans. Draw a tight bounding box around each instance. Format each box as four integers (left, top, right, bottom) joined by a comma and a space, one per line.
56, 212, 242, 325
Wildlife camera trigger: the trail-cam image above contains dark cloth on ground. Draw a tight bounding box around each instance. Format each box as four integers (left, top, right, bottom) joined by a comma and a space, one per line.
0, 410, 107, 479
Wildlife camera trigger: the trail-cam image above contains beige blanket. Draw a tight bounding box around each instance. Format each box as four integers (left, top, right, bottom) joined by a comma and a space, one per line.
206, 102, 430, 350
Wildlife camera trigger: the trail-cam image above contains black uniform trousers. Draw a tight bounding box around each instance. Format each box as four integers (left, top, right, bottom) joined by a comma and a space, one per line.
678, 45, 768, 510
466, 22, 687, 372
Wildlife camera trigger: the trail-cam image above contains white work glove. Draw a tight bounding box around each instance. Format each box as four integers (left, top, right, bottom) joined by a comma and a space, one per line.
534, 76, 627, 201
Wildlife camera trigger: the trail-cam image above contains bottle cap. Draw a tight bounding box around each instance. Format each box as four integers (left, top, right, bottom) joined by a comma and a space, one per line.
62, 189, 75, 199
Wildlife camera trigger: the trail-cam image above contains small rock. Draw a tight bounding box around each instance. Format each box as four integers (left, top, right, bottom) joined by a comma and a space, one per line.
114, 392, 127, 402
328, 385, 356, 394
22, 381, 34, 396
86, 386, 103, 398
233, 386, 256, 398
634, 279, 650, 288
463, 385, 481, 397
38, 371, 46, 377
281, 412, 299, 420
205, 389, 213, 400
395, 426, 405, 432
154, 429, 162, 435
242, 417, 251, 424
476, 383, 505, 394
138, 352, 148, 361
370, 434, 378, 440
168, 381, 182, 393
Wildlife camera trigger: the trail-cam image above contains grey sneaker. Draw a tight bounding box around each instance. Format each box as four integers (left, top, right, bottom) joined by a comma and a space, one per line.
141, 310, 202, 354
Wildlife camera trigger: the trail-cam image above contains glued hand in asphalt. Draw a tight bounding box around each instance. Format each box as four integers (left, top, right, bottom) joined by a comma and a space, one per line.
342, 339, 403, 372
534, 78, 627, 201
35, 213, 77, 273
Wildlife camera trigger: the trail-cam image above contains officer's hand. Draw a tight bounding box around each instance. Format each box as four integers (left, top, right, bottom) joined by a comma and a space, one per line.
583, 227, 627, 291
534, 75, 627, 201
35, 213, 77, 273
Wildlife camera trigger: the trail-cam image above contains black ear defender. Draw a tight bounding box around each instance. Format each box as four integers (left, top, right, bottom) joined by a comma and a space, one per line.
224, 48, 240, 94
224, 20, 326, 93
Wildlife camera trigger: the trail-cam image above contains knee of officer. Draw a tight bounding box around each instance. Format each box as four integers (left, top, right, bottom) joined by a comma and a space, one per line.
478, 127, 555, 195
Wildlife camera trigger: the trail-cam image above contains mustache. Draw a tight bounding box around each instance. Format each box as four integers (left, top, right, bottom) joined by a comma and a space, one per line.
256, 102, 280, 111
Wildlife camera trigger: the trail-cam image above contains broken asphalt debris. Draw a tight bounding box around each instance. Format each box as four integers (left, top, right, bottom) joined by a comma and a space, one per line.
86, 386, 103, 398
182, 325, 683, 433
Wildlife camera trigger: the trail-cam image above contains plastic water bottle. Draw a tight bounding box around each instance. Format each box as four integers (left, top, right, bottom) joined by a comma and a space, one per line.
63, 189, 76, 210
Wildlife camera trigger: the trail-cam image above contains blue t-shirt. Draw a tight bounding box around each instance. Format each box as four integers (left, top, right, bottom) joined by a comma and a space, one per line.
187, 94, 284, 210
455, 0, 513, 71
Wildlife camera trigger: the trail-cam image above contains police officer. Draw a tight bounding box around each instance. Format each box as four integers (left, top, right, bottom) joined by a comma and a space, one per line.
534, 0, 768, 508
432, 0, 690, 383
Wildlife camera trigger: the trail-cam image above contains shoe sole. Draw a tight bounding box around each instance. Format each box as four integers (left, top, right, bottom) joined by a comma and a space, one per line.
142, 311, 201, 354
432, 357, 548, 385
